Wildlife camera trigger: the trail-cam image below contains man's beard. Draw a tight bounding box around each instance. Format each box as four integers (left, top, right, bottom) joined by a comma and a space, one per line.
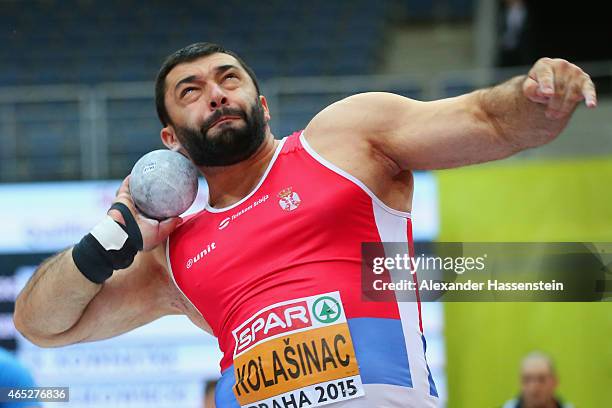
175, 99, 266, 167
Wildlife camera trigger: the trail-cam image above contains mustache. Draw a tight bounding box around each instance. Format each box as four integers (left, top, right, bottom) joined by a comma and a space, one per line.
201, 107, 248, 133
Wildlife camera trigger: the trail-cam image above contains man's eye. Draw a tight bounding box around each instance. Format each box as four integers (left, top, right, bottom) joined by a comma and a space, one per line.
181, 87, 197, 97
224, 73, 238, 81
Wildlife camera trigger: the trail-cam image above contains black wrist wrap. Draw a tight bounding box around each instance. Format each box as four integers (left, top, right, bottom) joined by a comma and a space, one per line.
72, 202, 143, 284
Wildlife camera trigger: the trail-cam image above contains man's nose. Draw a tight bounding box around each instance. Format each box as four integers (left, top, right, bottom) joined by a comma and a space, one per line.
209, 85, 228, 110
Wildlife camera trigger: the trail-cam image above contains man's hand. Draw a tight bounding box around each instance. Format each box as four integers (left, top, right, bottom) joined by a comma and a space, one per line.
109, 176, 183, 251
523, 57, 597, 120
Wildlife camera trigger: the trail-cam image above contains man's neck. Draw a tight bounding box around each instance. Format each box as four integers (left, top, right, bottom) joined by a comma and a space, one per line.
201, 133, 279, 208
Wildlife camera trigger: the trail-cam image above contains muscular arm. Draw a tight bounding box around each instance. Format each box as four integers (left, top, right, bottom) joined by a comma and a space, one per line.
13, 176, 184, 347
14, 249, 101, 342
14, 248, 179, 347
309, 58, 597, 171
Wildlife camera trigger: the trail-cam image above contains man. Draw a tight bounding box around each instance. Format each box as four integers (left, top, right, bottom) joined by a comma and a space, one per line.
13, 43, 596, 407
502, 352, 574, 408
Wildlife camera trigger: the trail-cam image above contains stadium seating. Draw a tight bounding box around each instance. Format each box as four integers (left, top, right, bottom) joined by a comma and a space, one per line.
1, 0, 392, 86
0, 0, 474, 181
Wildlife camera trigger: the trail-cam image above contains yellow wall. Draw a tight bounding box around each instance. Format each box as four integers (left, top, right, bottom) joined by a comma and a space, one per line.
437, 157, 612, 407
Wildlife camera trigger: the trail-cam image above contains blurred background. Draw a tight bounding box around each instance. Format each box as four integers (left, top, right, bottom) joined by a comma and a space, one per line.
0, 0, 610, 407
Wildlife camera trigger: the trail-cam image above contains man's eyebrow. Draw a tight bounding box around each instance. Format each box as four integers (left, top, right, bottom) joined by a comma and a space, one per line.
174, 75, 199, 92
214, 64, 239, 75
173, 65, 239, 92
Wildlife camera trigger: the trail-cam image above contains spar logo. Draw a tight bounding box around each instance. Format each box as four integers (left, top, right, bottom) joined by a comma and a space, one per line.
312, 296, 341, 324
232, 292, 347, 358
233, 301, 311, 356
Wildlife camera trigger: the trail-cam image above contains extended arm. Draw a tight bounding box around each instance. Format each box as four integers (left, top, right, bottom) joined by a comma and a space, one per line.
310, 58, 597, 171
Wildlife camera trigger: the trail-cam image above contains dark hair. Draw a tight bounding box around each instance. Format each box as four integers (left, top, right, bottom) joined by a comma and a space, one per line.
155, 42, 261, 126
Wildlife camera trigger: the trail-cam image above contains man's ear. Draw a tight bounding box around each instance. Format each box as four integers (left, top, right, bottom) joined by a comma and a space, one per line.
260, 95, 271, 123
161, 126, 181, 151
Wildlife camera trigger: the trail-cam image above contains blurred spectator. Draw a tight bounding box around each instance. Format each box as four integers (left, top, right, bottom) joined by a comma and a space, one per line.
496, 0, 531, 67
502, 352, 574, 408
202, 379, 217, 408
0, 347, 40, 407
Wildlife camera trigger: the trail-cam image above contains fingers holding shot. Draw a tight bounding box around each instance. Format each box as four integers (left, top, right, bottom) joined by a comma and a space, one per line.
4, 1, 611, 407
